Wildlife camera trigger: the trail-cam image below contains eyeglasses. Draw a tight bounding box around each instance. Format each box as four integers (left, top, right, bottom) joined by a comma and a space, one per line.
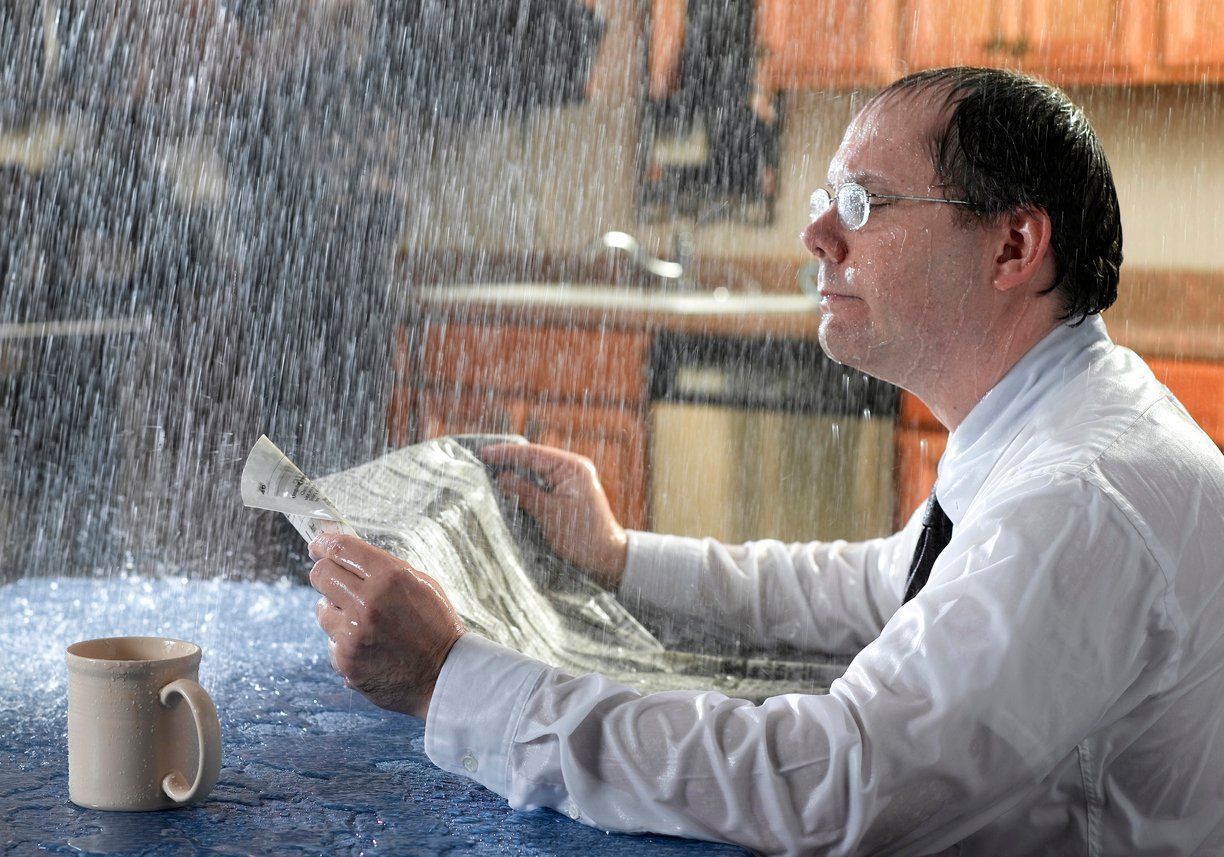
809, 182, 974, 231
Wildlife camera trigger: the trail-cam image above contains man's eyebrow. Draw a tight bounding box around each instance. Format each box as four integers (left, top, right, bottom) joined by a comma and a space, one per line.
842, 170, 893, 188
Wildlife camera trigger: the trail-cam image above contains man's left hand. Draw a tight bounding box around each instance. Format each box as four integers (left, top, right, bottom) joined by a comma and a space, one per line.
309, 534, 465, 720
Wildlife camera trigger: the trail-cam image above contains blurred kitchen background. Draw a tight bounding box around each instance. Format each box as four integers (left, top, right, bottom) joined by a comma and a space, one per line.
2, 0, 1222, 582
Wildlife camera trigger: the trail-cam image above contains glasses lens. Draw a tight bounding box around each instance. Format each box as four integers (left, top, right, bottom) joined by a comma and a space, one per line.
809, 188, 832, 223
836, 183, 869, 230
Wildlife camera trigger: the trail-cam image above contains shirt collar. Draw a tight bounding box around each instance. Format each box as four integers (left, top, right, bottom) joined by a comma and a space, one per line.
934, 315, 1115, 525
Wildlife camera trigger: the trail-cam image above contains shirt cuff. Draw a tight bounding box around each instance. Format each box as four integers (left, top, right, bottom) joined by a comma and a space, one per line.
423, 633, 549, 796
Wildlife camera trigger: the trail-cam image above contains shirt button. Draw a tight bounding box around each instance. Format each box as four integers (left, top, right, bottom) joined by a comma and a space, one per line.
566, 804, 581, 820
461, 754, 478, 773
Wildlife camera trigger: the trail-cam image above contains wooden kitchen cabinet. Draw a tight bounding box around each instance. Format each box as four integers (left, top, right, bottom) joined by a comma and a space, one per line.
653, 0, 901, 94
757, 0, 1223, 90
899, 0, 1026, 72
898, 0, 1152, 86
1018, 0, 1154, 82
647, 0, 687, 100
409, 387, 528, 441
391, 316, 652, 531
1149, 358, 1224, 449
756, 0, 898, 91
650, 0, 893, 94
1157, 0, 1224, 81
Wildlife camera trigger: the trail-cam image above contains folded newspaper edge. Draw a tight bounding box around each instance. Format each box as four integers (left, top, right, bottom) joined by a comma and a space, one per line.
240, 435, 357, 543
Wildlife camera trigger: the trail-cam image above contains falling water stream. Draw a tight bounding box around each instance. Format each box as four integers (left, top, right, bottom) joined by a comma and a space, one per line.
1, 1, 612, 583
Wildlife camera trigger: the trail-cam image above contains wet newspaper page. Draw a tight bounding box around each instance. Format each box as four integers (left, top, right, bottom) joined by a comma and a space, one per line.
243, 434, 849, 700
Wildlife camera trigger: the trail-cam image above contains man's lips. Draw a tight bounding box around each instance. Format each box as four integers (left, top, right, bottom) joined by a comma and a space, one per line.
815, 266, 861, 306
816, 269, 851, 301
817, 287, 859, 303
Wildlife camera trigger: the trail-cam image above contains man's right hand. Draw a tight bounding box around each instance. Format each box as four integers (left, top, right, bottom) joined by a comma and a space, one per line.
478, 443, 628, 590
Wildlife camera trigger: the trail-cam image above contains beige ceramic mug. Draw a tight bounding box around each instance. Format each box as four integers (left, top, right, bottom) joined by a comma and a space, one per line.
66, 636, 222, 811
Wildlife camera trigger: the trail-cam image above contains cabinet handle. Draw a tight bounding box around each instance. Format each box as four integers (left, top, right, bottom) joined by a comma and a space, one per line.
983, 35, 1029, 58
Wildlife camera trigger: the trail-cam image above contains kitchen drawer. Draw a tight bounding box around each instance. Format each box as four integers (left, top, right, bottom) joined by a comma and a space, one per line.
413, 320, 651, 404
409, 387, 531, 443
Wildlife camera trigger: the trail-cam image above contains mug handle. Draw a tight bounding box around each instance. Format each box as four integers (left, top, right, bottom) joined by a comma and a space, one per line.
158, 678, 222, 805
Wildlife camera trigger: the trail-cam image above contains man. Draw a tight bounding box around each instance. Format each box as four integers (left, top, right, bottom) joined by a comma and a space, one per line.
310, 67, 1224, 854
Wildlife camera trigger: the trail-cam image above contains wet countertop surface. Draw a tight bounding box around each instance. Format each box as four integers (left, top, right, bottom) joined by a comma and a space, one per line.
414, 272, 1224, 360
414, 282, 825, 339
422, 283, 819, 315
0, 575, 748, 856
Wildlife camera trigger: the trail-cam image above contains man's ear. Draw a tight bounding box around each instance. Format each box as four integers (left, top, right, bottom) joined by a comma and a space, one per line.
991, 207, 1054, 292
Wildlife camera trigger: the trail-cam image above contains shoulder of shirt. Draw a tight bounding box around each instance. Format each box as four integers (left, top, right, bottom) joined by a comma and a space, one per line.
944, 325, 1224, 540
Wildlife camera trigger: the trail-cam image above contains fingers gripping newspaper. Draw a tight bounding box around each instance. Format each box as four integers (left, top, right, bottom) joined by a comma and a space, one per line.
241, 435, 848, 700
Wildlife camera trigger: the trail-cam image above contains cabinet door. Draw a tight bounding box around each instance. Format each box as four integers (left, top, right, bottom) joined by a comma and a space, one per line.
526, 400, 650, 531
403, 387, 655, 531
411, 388, 528, 445
1158, 0, 1224, 81
408, 387, 650, 528
894, 426, 946, 529
757, 0, 898, 90
410, 319, 648, 405
900, 0, 1151, 85
1014, 0, 1152, 84
901, 0, 1025, 70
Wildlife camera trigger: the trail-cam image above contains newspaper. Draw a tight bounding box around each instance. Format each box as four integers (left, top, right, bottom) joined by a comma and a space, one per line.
241, 435, 357, 543
242, 434, 848, 700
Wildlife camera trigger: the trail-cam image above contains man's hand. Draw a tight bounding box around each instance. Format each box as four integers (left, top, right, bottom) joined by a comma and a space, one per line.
309, 534, 465, 720
479, 443, 628, 590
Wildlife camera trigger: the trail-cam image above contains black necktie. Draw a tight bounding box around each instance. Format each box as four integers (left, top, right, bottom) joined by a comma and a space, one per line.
904, 490, 954, 602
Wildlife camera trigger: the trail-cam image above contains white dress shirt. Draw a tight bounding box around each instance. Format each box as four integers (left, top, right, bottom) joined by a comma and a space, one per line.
425, 317, 1224, 856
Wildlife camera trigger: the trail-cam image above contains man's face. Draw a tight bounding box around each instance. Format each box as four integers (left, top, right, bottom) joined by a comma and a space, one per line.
801, 93, 997, 393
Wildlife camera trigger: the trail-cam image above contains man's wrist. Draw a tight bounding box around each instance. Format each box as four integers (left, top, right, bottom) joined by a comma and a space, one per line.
593, 527, 629, 590
411, 629, 466, 720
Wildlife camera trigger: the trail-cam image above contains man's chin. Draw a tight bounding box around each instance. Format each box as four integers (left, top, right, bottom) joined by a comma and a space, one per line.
819, 326, 894, 386
817, 323, 858, 369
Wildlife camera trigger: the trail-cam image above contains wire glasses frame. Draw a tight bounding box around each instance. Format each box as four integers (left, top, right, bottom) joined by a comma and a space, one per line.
809, 182, 975, 231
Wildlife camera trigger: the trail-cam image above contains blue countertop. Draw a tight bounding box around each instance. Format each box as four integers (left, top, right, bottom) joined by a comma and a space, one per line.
0, 575, 750, 855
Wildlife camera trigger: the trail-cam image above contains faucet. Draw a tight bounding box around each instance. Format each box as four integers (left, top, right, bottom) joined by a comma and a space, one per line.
592, 224, 763, 294
594, 230, 688, 287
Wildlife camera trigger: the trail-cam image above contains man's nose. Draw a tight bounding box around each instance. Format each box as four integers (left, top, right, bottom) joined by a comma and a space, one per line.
801, 210, 847, 263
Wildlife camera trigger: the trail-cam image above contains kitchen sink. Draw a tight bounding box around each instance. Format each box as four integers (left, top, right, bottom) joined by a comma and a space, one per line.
420, 283, 819, 316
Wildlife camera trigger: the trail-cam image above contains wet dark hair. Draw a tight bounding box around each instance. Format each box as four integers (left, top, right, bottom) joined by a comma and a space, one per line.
871, 67, 1122, 323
